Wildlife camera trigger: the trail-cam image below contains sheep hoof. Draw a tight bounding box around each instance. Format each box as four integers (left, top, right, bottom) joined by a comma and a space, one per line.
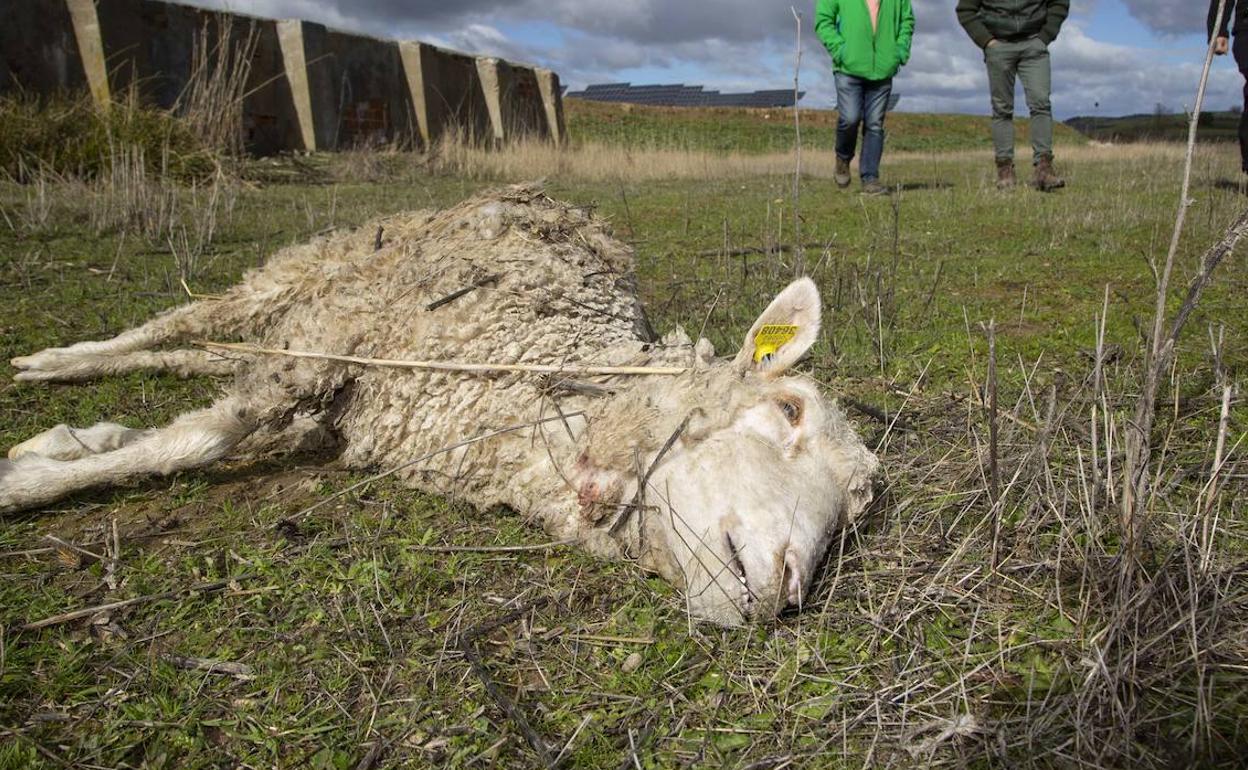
14, 369, 67, 382
11, 350, 62, 370
8, 426, 68, 460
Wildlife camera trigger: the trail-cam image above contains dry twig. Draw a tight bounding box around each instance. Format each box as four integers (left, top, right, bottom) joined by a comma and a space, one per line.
197, 341, 686, 377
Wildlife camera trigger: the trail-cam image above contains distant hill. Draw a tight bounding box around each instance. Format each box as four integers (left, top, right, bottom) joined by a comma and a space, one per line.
565, 98, 1087, 154
1065, 111, 1242, 143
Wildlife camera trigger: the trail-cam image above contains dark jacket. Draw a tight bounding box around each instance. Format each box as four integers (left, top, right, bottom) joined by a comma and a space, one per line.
1209, 0, 1247, 38
956, 0, 1069, 49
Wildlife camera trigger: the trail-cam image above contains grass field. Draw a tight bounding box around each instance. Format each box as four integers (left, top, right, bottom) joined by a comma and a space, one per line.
565, 98, 1089, 154
1, 111, 1247, 769
1065, 110, 1243, 144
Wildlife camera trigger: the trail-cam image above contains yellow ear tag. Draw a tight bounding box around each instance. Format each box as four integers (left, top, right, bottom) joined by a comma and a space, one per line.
752, 324, 799, 364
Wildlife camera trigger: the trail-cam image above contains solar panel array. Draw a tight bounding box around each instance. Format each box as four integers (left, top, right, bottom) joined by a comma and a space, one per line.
565, 83, 804, 108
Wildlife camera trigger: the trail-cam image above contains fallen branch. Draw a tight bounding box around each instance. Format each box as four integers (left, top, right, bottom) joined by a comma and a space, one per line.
695, 242, 825, 259
165, 655, 254, 678
609, 415, 691, 540
425, 273, 500, 311
1123, 0, 1233, 560
1, 538, 106, 560
354, 738, 390, 770
457, 595, 563, 767
1124, 206, 1248, 552
843, 397, 914, 431
21, 575, 257, 631
197, 341, 686, 377
408, 539, 575, 553
791, 5, 805, 278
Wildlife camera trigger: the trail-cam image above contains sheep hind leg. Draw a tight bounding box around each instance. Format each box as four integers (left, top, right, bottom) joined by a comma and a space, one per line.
11, 288, 265, 380
13, 348, 239, 383
0, 398, 257, 514
8, 422, 149, 461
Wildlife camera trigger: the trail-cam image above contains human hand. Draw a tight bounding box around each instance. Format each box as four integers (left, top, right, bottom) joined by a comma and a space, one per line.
1215, 36, 1229, 55
986, 39, 1000, 48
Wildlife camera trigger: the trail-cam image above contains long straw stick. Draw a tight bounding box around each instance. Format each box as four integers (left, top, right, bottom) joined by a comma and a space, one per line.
196, 341, 687, 377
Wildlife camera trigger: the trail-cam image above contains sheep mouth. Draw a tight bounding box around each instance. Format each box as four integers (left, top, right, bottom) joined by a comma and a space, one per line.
723, 531, 754, 619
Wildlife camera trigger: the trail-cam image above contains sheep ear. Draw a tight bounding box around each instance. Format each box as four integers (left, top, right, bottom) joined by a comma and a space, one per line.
732, 278, 821, 376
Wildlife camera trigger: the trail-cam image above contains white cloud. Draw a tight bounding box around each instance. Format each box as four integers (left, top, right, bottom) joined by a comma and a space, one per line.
189, 0, 1244, 118
1121, 0, 1210, 36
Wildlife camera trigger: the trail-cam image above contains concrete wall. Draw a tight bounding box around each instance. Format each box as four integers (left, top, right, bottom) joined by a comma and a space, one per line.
245, 20, 303, 155
278, 21, 419, 151
323, 28, 413, 148
1, 0, 566, 153
493, 58, 550, 141
536, 68, 567, 147
401, 42, 493, 148
1, 0, 88, 96
93, 0, 198, 108
98, 0, 305, 154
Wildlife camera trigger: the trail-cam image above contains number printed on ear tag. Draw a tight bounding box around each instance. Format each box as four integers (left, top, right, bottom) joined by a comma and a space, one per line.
753, 324, 798, 363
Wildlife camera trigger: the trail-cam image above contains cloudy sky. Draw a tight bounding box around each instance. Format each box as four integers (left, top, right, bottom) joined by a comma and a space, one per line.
199, 0, 1240, 118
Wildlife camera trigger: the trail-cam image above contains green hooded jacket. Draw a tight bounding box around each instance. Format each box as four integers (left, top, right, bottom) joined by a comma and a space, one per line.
814, 0, 915, 81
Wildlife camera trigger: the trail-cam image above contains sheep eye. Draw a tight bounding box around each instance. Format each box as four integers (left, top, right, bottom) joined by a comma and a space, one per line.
777, 397, 803, 426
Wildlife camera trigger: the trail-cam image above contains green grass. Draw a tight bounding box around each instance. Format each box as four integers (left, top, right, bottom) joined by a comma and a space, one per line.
1066, 110, 1244, 144
566, 98, 1088, 154
1, 131, 1247, 768
0, 94, 217, 182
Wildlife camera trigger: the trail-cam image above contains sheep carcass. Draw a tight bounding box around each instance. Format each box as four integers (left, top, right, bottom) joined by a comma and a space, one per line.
1, 185, 878, 625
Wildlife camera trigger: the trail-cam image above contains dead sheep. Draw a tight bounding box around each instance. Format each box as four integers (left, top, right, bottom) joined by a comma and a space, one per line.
1, 184, 878, 625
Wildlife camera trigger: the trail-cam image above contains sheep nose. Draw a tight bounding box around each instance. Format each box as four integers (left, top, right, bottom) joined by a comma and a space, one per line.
781, 548, 804, 610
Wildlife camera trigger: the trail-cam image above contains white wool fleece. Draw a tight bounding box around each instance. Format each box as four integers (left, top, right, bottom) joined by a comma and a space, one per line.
3, 185, 879, 626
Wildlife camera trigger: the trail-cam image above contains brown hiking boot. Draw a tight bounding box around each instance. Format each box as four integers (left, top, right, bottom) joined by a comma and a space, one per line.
1033, 154, 1065, 191
835, 157, 851, 188
996, 159, 1016, 189
861, 180, 890, 196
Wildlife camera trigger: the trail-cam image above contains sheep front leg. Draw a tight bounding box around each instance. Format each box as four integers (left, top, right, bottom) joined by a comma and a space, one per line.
10, 308, 193, 372
0, 398, 256, 514
11, 291, 263, 381
12, 349, 239, 383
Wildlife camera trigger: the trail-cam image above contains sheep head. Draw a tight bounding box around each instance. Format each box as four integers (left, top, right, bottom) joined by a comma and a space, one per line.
574, 279, 879, 626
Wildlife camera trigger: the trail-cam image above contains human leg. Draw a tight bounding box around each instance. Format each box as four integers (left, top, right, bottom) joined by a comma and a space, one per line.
985, 42, 1021, 163
834, 72, 865, 167
1017, 37, 1054, 165
1016, 38, 1063, 189
1234, 35, 1248, 173
858, 78, 893, 184
1240, 82, 1248, 174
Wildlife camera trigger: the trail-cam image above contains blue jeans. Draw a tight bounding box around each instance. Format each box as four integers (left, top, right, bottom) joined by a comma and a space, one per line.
834, 72, 892, 182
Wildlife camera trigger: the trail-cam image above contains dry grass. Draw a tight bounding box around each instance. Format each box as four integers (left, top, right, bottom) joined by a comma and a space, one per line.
1, 146, 238, 284
1, 141, 1246, 768
430, 133, 1188, 183
174, 14, 260, 157
807, 346, 1248, 767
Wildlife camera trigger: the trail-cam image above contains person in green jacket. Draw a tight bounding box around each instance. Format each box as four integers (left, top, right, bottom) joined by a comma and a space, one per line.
956, 0, 1069, 190
815, 0, 915, 195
